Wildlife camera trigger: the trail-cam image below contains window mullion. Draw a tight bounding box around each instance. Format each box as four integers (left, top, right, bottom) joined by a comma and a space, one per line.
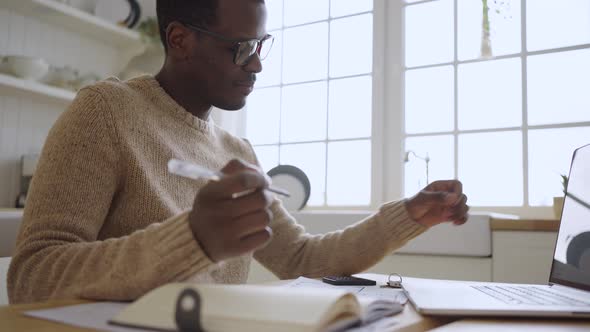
521, 0, 529, 207
323, 1, 332, 207
453, 0, 459, 181
383, 0, 405, 202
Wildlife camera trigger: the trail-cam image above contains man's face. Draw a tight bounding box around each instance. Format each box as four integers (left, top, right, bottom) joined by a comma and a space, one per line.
182, 0, 267, 110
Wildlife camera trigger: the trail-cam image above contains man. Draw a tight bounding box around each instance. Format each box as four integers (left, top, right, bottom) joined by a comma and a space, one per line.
8, 0, 469, 304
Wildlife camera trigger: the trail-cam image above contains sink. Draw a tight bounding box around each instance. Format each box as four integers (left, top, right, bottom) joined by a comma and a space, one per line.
396, 213, 492, 256
0, 210, 23, 257
292, 211, 506, 257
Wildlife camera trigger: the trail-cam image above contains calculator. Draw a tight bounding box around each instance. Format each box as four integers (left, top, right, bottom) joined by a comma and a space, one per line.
321, 275, 377, 286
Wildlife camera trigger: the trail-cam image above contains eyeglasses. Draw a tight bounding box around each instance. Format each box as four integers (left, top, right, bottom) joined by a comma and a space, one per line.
183, 23, 274, 66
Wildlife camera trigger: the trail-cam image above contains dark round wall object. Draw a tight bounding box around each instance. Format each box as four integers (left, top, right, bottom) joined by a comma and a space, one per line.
267, 165, 311, 211
566, 231, 590, 268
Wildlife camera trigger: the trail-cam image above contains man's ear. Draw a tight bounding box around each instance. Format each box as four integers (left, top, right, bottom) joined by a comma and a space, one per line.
165, 21, 194, 60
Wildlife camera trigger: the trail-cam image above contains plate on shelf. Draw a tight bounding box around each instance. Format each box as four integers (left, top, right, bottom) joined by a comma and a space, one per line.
62, 0, 98, 14
267, 165, 310, 211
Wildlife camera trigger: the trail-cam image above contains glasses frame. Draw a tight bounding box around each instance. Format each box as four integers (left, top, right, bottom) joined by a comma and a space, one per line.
183, 23, 274, 66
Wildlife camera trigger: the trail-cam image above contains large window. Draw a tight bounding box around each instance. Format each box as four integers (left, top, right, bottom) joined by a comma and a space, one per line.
243, 0, 590, 216
245, 0, 375, 207
403, 0, 590, 213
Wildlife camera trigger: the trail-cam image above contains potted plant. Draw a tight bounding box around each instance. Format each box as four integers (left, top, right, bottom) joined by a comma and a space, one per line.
554, 174, 569, 219
480, 0, 511, 58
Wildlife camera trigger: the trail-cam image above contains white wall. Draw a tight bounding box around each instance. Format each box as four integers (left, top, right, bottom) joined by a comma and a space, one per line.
0, 1, 158, 208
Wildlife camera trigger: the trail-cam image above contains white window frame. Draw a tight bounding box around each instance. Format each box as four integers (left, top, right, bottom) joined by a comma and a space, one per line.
226, 0, 579, 219
235, 1, 383, 211
226, 0, 420, 213
395, 0, 590, 219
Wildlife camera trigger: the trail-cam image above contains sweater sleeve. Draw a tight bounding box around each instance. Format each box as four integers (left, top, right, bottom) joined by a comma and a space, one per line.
254, 200, 427, 279
7, 88, 214, 304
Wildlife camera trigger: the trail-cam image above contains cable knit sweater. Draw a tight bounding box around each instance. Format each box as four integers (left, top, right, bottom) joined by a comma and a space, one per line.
7, 75, 426, 304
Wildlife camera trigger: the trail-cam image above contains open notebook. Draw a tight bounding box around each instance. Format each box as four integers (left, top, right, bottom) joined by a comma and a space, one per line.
109, 283, 402, 332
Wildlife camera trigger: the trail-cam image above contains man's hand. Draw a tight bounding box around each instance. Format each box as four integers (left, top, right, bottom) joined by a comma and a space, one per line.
405, 180, 469, 228
188, 159, 274, 262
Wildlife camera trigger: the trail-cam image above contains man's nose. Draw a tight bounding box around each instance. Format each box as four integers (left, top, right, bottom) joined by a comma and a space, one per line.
243, 53, 263, 74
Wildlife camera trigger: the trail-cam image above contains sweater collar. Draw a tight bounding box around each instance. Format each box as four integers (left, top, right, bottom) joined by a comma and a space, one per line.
132, 75, 215, 133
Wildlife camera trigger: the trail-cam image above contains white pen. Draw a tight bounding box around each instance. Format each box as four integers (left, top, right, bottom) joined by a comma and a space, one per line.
167, 159, 291, 198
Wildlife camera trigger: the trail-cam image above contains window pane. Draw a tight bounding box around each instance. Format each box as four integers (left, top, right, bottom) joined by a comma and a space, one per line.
258, 30, 282, 88
328, 76, 372, 139
327, 140, 371, 205
458, 131, 523, 206
405, 0, 454, 67
528, 49, 590, 126
405, 65, 454, 134
330, 0, 373, 18
458, 0, 521, 60
283, 23, 329, 84
458, 58, 521, 130
281, 81, 327, 142
528, 127, 590, 206
404, 135, 455, 198
527, 0, 590, 51
280, 143, 326, 206
284, 0, 329, 26
266, 0, 283, 30
330, 14, 373, 78
253, 145, 279, 172
246, 87, 281, 144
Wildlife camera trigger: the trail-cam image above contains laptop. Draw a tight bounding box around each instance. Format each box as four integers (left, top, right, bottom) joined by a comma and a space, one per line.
402, 144, 590, 318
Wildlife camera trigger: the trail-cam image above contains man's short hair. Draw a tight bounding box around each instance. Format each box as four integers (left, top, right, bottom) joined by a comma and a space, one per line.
156, 0, 218, 51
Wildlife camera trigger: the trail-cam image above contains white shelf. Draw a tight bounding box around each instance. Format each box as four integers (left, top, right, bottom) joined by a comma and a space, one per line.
0, 72, 75, 104
1, 0, 144, 51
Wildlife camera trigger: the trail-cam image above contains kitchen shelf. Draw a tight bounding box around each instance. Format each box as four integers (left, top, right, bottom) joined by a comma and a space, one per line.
1, 0, 144, 51
0, 72, 75, 104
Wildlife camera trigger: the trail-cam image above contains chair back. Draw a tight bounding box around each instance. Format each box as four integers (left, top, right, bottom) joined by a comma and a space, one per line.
0, 257, 12, 305
0, 210, 23, 258
0, 210, 23, 305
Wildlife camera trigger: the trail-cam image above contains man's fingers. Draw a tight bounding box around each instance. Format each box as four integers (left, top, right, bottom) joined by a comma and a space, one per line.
209, 189, 273, 218
453, 194, 468, 208
453, 214, 469, 225
415, 191, 459, 207
220, 159, 259, 175
450, 202, 469, 221
235, 227, 273, 254
234, 209, 273, 239
427, 180, 463, 197
199, 171, 269, 200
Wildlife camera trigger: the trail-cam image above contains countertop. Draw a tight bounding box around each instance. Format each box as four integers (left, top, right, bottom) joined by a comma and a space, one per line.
490, 218, 559, 232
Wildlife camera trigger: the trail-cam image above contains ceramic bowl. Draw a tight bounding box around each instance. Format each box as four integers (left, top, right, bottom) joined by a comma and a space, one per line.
43, 66, 79, 90
4, 56, 49, 81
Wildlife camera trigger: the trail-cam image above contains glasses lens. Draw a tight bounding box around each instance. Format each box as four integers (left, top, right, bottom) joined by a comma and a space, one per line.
234, 36, 274, 65
235, 40, 257, 65
258, 36, 274, 61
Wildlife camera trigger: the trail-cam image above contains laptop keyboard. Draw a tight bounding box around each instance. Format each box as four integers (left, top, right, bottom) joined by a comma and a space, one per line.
472, 285, 590, 306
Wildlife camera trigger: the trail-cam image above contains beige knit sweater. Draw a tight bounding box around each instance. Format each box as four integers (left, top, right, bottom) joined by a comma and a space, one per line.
7, 75, 426, 304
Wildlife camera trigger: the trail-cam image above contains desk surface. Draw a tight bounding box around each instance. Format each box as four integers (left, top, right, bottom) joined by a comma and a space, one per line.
430, 318, 590, 331
2, 273, 589, 332
4, 300, 590, 332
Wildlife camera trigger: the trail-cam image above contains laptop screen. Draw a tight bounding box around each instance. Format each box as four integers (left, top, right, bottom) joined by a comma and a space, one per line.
550, 144, 590, 291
